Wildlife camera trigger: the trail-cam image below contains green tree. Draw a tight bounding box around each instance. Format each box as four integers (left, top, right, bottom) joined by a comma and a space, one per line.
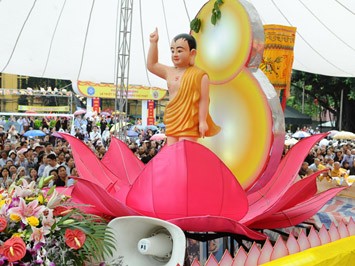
289, 70, 355, 132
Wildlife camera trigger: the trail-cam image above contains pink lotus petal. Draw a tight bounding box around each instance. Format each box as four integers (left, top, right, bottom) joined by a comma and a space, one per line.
127, 140, 248, 221
101, 137, 144, 186
205, 254, 219, 266
257, 238, 273, 264
71, 178, 140, 217
270, 236, 288, 261
297, 230, 311, 251
347, 217, 355, 236
244, 170, 325, 226
247, 187, 345, 229
247, 133, 285, 194
169, 216, 266, 240
233, 247, 247, 266
54, 186, 74, 197
318, 225, 331, 245
57, 132, 119, 190
338, 220, 350, 238
308, 226, 321, 248
278, 169, 328, 211
286, 233, 300, 254
243, 133, 328, 223
329, 222, 340, 242
245, 243, 260, 266
219, 250, 233, 266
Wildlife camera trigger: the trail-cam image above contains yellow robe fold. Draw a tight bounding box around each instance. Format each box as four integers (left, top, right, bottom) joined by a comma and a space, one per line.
164, 66, 221, 138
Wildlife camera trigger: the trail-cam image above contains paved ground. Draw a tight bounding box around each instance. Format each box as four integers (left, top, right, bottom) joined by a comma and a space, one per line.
307, 180, 355, 229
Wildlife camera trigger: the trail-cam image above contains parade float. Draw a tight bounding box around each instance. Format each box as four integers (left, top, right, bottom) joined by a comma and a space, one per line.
58, 1, 354, 265
1, 0, 354, 265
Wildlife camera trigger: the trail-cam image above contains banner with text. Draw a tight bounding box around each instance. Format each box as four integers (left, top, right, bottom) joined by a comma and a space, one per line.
73, 81, 167, 100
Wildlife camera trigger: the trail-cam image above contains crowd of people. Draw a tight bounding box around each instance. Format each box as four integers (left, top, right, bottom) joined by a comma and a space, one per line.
0, 114, 167, 188
284, 127, 355, 182
1, 115, 355, 189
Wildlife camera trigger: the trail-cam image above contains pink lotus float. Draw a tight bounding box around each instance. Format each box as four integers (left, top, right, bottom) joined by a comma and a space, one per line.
58, 132, 344, 240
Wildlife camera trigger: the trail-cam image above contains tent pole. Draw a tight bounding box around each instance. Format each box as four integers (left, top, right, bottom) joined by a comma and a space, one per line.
115, 0, 133, 140
339, 89, 343, 131
302, 82, 305, 113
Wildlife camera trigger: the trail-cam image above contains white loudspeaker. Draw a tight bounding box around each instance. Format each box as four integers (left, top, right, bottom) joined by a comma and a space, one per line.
105, 216, 186, 266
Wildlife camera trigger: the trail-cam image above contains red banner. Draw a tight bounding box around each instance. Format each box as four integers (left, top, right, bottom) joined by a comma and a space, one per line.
92, 97, 101, 113
147, 100, 155, 125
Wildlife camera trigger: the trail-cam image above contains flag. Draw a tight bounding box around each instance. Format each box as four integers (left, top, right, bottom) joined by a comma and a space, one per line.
260, 25, 297, 111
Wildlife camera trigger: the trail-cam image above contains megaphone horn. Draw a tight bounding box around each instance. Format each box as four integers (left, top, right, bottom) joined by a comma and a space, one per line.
138, 229, 173, 259
105, 216, 186, 266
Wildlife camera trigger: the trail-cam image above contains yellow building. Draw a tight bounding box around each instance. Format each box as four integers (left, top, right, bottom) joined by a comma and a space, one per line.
0, 73, 29, 112
0, 73, 74, 114
1, 73, 168, 121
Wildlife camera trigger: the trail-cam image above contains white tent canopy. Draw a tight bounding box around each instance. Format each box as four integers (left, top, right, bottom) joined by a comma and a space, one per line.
0, 0, 354, 89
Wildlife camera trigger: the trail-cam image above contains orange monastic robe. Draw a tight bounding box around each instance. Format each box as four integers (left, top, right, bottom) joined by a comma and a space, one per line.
164, 66, 221, 138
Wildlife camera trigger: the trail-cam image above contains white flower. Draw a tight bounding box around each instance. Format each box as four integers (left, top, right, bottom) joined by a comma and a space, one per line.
30, 226, 46, 245
46, 190, 63, 209
13, 179, 37, 198
42, 209, 57, 235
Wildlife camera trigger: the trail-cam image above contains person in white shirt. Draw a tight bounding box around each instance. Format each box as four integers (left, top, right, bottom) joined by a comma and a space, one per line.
42, 153, 59, 178
89, 126, 101, 146
101, 125, 111, 147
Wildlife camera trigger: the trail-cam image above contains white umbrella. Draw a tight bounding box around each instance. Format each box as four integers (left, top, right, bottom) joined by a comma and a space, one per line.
292, 131, 311, 139
327, 130, 339, 138
332, 131, 355, 140
318, 139, 330, 147
284, 138, 298, 146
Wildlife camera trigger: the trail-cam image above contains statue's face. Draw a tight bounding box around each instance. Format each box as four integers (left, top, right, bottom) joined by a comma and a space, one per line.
170, 38, 194, 68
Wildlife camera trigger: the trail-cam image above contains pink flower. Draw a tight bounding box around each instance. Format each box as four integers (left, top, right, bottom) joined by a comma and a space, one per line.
41, 209, 56, 235
0, 217, 7, 232
0, 237, 26, 262
65, 229, 86, 250
53, 206, 72, 216
29, 227, 45, 245
8, 198, 45, 224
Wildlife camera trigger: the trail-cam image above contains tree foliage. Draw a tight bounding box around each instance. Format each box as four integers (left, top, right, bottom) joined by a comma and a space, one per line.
289, 70, 355, 132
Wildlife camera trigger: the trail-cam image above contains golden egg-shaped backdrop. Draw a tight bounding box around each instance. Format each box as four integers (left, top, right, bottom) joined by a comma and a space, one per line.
199, 70, 273, 188
193, 0, 252, 84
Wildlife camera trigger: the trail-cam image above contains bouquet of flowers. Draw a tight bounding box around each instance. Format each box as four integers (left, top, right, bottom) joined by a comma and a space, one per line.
0, 179, 114, 265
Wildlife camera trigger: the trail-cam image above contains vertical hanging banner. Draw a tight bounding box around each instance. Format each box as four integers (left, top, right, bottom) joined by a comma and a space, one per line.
260, 25, 297, 111
92, 97, 101, 113
147, 100, 155, 125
